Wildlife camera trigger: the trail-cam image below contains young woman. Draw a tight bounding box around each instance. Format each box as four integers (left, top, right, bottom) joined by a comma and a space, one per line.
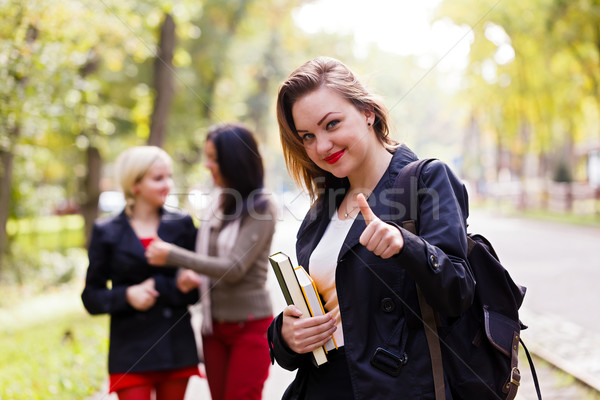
267, 57, 475, 399
81, 146, 199, 400
145, 123, 277, 400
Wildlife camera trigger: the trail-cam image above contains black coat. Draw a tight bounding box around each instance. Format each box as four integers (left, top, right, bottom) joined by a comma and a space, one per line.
81, 209, 199, 374
268, 146, 476, 399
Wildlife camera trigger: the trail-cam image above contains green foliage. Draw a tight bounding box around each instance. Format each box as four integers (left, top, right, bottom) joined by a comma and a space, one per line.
0, 0, 327, 282
437, 0, 600, 181
0, 311, 109, 400
5, 0, 598, 285
2, 216, 86, 285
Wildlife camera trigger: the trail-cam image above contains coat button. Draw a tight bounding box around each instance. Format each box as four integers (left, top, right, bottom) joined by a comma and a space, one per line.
400, 352, 408, 365
162, 307, 172, 318
429, 254, 439, 270
381, 298, 396, 313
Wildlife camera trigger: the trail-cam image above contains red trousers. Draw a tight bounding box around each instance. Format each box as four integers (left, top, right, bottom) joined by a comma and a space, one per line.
110, 366, 199, 400
202, 316, 273, 400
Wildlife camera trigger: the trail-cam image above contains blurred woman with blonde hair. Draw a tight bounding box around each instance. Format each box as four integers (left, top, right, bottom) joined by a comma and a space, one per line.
82, 145, 200, 400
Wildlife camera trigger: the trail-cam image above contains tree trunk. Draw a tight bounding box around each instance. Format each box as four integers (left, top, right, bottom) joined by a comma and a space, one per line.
148, 13, 176, 148
196, 0, 251, 123
0, 126, 17, 272
81, 146, 102, 247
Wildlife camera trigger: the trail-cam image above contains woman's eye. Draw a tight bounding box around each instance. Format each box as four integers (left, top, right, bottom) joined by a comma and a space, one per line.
302, 133, 315, 142
326, 120, 339, 130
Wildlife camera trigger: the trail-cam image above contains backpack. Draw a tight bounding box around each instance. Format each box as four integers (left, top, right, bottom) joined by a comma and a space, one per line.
394, 158, 542, 400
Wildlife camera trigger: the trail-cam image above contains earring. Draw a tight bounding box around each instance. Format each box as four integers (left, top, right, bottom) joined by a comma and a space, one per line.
368, 122, 372, 126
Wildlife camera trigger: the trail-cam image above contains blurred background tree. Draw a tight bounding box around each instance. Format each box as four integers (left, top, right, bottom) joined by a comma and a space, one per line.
1, 0, 599, 284
437, 0, 600, 205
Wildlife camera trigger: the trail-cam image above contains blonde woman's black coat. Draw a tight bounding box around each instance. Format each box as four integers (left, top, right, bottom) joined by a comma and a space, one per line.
82, 209, 199, 374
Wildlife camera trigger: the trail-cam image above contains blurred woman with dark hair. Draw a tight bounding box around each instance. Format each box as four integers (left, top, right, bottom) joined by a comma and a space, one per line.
146, 123, 277, 400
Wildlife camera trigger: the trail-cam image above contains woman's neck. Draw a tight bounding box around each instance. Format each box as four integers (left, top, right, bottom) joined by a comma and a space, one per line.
129, 201, 161, 238
130, 200, 161, 223
347, 145, 393, 194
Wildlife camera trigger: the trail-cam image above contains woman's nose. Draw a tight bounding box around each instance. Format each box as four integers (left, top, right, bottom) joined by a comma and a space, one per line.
316, 134, 333, 154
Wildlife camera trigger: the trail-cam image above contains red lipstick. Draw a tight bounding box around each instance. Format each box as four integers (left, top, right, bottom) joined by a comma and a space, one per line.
324, 150, 345, 164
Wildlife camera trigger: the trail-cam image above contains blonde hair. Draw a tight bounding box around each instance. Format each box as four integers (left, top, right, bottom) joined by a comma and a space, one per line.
276, 56, 398, 201
115, 146, 172, 216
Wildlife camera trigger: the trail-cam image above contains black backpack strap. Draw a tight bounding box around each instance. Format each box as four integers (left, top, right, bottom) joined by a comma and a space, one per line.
520, 338, 543, 400
394, 158, 446, 400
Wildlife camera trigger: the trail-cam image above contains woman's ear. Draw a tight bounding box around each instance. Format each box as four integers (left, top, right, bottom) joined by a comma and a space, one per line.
364, 109, 375, 126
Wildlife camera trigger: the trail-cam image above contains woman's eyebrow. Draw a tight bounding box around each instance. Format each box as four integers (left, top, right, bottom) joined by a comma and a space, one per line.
317, 112, 338, 126
296, 111, 340, 133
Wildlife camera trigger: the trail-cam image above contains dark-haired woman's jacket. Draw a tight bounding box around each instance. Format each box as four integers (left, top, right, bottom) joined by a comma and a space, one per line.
268, 146, 475, 399
82, 209, 199, 374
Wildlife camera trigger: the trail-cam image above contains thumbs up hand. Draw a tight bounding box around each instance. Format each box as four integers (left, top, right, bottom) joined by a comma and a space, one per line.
358, 193, 404, 259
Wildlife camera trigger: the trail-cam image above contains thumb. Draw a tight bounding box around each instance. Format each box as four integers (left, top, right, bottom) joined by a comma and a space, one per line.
183, 270, 203, 285
284, 305, 304, 318
148, 279, 159, 297
357, 193, 377, 225
142, 277, 154, 288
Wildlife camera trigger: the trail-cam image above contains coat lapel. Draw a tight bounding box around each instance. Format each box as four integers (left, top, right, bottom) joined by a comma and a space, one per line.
337, 168, 394, 262
296, 195, 339, 271
110, 212, 146, 259
112, 209, 181, 260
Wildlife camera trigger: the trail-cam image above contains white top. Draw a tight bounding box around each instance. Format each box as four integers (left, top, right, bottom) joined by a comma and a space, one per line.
309, 210, 355, 347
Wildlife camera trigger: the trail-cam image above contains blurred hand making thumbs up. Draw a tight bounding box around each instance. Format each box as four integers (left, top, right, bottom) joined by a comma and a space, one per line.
358, 193, 405, 259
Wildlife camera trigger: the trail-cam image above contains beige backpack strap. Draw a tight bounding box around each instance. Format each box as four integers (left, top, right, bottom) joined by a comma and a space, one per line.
416, 284, 446, 400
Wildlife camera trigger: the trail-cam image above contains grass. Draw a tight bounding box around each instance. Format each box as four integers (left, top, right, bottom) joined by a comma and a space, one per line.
0, 284, 109, 400
471, 200, 600, 228
6, 215, 84, 235
531, 355, 600, 400
6, 215, 86, 251
515, 208, 600, 228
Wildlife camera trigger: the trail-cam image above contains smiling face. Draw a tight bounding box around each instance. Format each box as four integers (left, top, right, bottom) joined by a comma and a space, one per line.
292, 86, 376, 181
133, 158, 173, 208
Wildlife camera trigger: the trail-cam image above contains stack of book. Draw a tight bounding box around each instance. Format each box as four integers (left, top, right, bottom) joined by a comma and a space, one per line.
269, 252, 337, 366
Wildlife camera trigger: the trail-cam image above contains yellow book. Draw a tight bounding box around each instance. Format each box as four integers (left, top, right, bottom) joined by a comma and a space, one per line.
294, 265, 338, 352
